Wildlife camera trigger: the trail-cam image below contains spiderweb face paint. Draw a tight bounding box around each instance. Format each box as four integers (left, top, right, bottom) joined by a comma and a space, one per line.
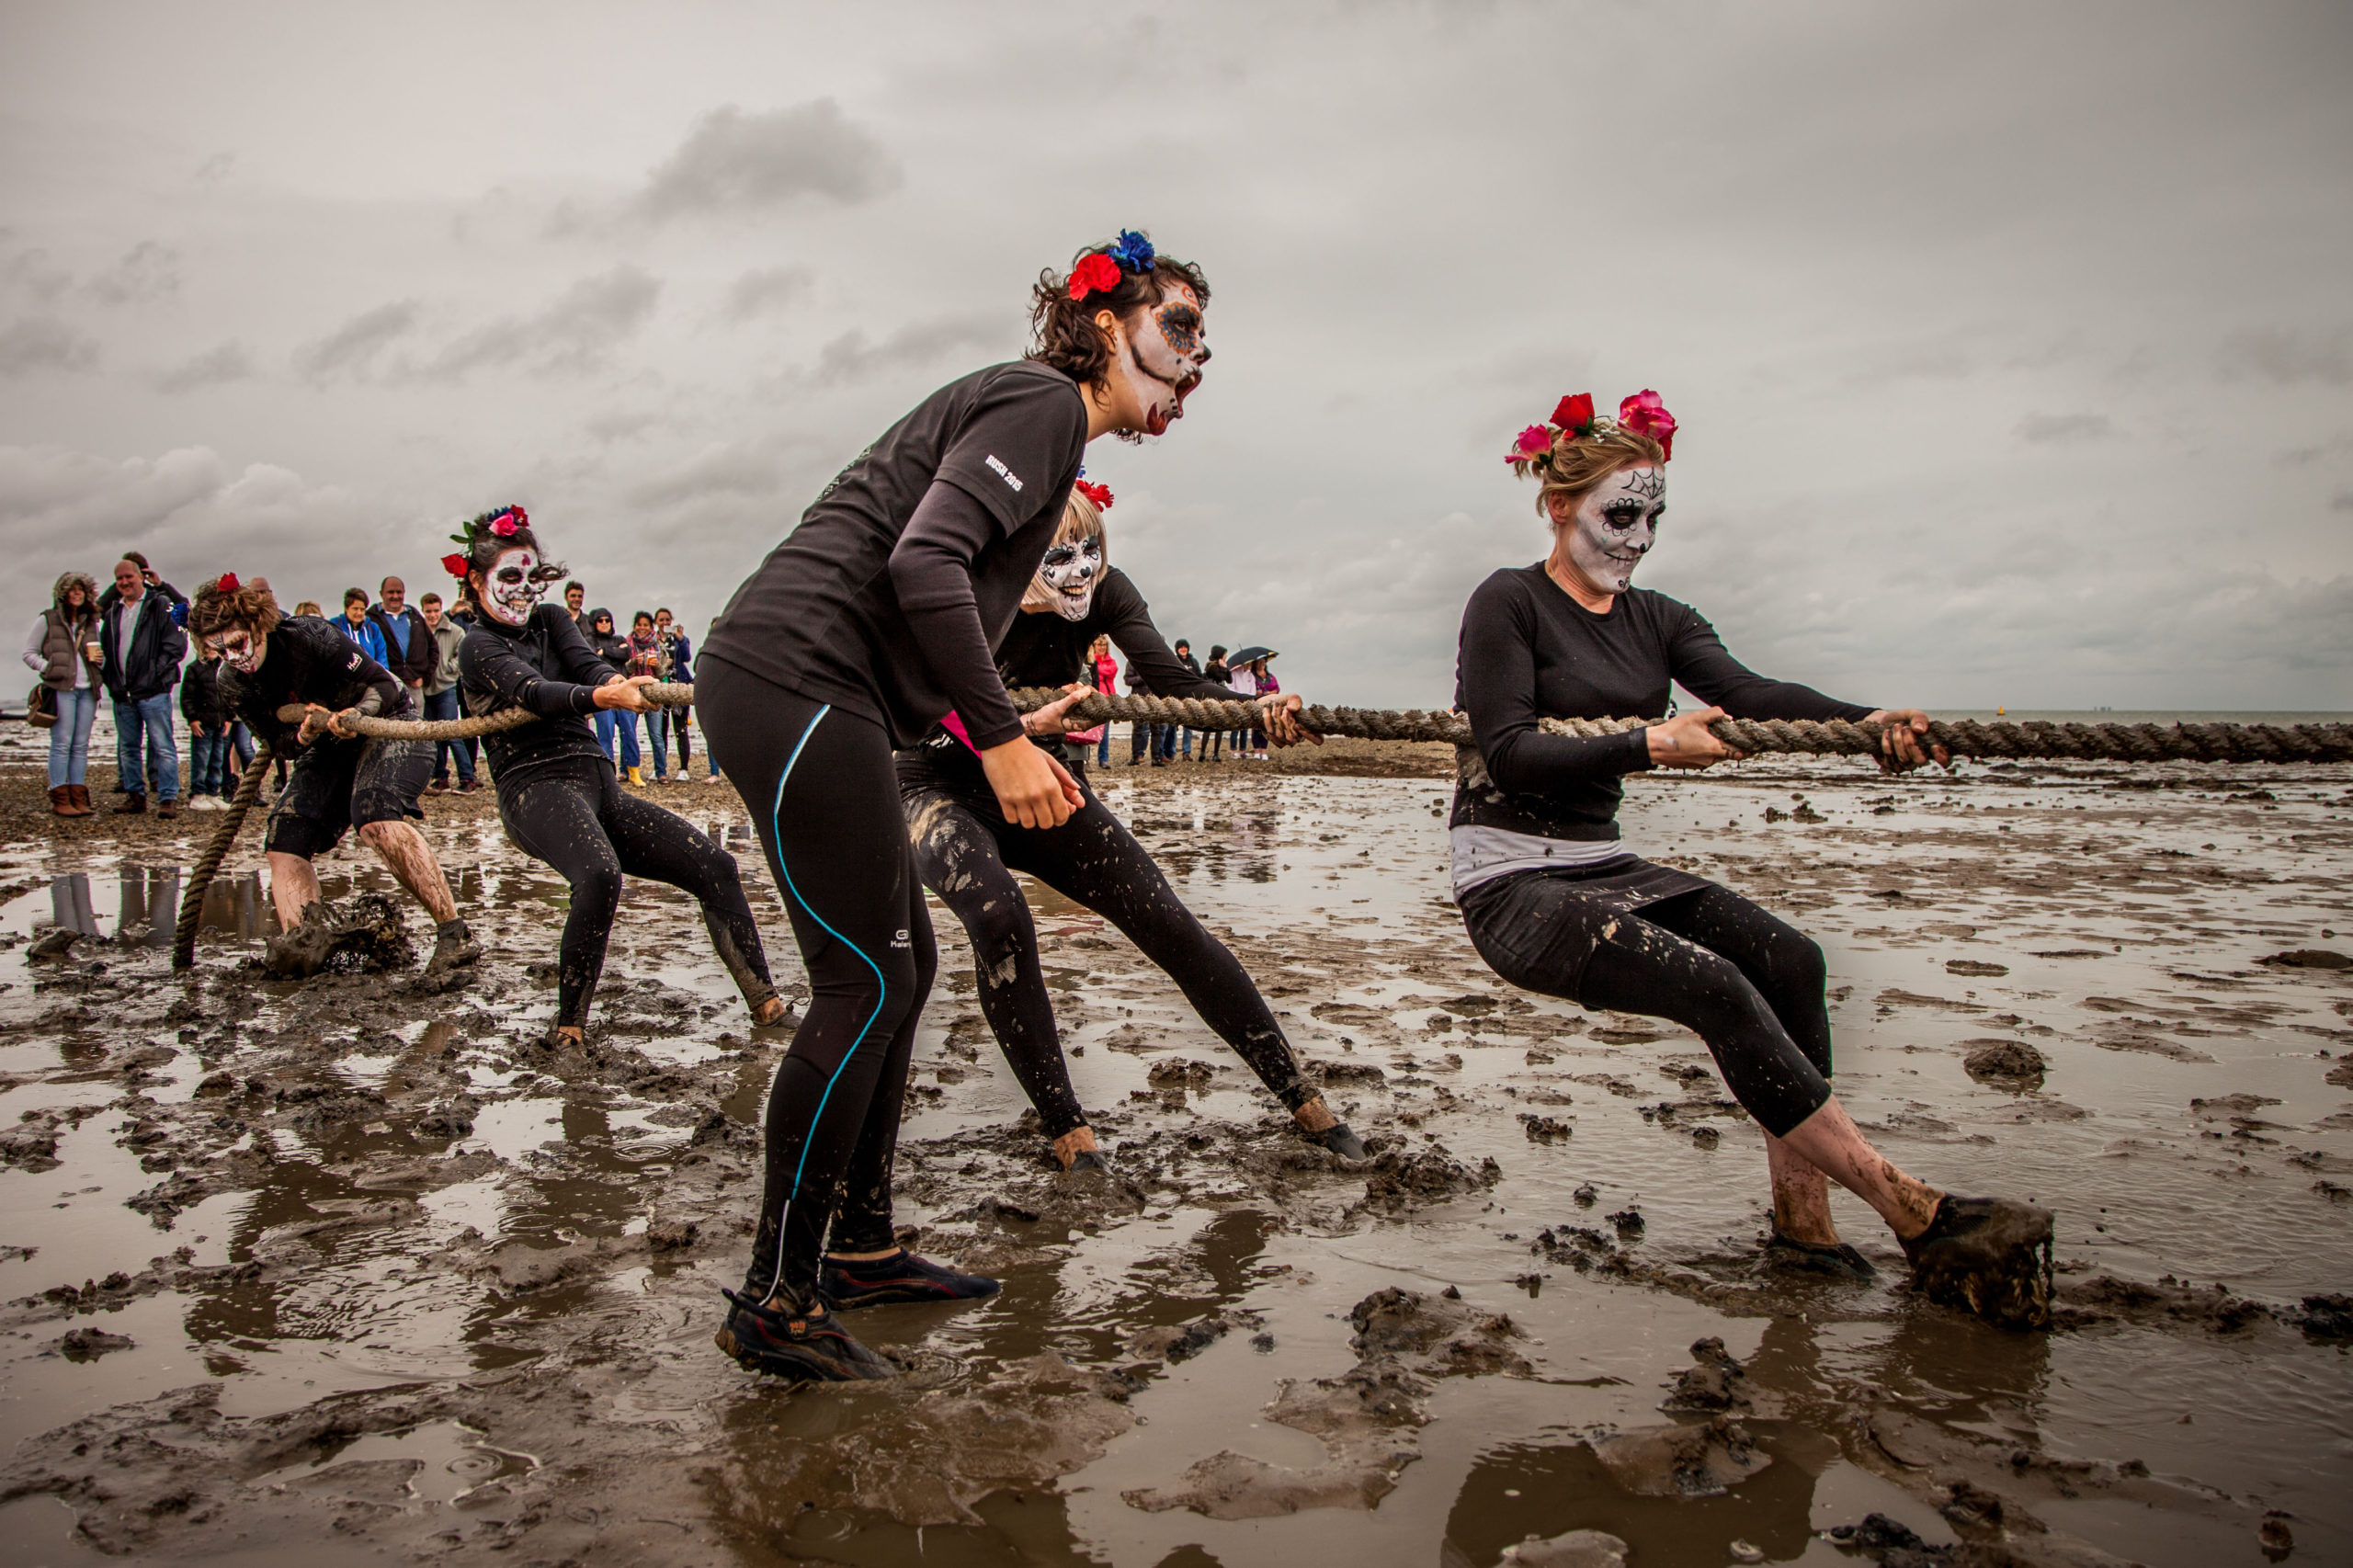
1033, 535, 1105, 622
1564, 466, 1665, 595
1110, 283, 1209, 437
480, 546, 548, 628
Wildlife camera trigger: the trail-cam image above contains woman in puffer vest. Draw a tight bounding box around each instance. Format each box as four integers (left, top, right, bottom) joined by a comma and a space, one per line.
20, 572, 102, 816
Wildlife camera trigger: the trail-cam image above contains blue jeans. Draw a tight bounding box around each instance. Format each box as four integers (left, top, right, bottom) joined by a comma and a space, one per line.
425, 688, 476, 783
113, 693, 178, 800
189, 726, 232, 797
642, 710, 670, 778
1095, 729, 1111, 766
46, 687, 97, 787
594, 710, 617, 761
614, 710, 641, 770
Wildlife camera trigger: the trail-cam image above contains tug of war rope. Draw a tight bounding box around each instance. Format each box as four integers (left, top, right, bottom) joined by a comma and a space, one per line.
165, 689, 2353, 969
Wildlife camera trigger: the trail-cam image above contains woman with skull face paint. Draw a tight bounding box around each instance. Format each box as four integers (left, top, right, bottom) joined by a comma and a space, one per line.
188, 574, 477, 975
694, 231, 1237, 1384
1455, 393, 2051, 1296
890, 483, 1354, 1183
443, 507, 788, 1045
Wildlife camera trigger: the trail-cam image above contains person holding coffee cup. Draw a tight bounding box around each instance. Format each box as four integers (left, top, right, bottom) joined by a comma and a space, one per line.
22, 572, 103, 816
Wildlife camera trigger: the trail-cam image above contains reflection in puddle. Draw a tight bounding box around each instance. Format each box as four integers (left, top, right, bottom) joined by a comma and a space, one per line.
13, 867, 268, 949
254, 1419, 539, 1506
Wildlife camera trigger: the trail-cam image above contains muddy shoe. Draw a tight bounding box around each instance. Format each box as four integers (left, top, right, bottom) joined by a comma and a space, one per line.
1304, 1121, 1369, 1161
818, 1249, 1002, 1311
1766, 1229, 1878, 1281
1065, 1147, 1116, 1176
1900, 1195, 2054, 1329
425, 917, 480, 976
715, 1288, 896, 1381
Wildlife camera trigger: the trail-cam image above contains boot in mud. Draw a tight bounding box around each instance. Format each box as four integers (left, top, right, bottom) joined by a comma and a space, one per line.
264, 894, 414, 979
1900, 1195, 2054, 1328
1766, 1229, 1878, 1281
713, 1288, 896, 1381
819, 1249, 1002, 1311
425, 917, 480, 978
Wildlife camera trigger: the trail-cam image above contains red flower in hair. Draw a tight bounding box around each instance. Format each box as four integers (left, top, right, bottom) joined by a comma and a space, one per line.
1618, 390, 1676, 460
1074, 479, 1114, 509
217, 572, 240, 594
441, 552, 471, 580
489, 506, 525, 538
1504, 425, 1553, 465
1068, 253, 1121, 301
1551, 393, 1596, 437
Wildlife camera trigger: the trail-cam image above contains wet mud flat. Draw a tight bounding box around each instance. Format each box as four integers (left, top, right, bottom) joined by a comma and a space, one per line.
0, 747, 2347, 1566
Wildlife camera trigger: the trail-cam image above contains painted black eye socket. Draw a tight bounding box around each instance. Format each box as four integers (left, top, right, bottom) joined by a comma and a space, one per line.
495, 567, 527, 585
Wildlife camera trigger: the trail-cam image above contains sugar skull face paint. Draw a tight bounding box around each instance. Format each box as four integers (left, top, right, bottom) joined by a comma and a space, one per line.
210, 627, 265, 675
1559, 465, 1665, 596
1034, 535, 1105, 621
1111, 283, 1210, 437
477, 546, 551, 628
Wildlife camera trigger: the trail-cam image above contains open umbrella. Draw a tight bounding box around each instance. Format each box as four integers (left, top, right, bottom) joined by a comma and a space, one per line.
1228, 645, 1277, 665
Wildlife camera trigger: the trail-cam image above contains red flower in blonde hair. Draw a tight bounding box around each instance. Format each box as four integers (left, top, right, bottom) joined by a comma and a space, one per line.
1551, 393, 1596, 437
1618, 390, 1676, 460
1074, 479, 1114, 510
1068, 253, 1121, 301
216, 572, 240, 594
441, 552, 471, 580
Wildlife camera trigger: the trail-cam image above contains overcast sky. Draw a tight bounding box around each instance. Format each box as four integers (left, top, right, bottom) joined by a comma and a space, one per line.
3, 0, 2347, 710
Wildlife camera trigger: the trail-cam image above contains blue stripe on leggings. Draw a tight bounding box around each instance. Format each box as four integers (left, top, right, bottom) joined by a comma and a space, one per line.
764, 703, 888, 1296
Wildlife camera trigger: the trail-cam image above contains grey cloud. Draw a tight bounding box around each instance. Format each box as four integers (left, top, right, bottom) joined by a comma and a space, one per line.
625, 442, 781, 509
2016, 412, 2114, 444
1, 247, 72, 303
0, 316, 99, 374
722, 265, 811, 323
85, 241, 181, 306
425, 267, 660, 381
2331, 491, 2353, 513
811, 316, 1009, 388
2220, 326, 2352, 385
638, 101, 899, 220
293, 299, 419, 381
154, 341, 255, 393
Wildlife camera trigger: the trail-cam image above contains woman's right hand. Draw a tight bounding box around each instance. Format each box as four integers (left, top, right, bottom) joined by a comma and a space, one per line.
982, 736, 1084, 829
1645, 706, 1744, 769
1021, 684, 1092, 738
594, 675, 658, 713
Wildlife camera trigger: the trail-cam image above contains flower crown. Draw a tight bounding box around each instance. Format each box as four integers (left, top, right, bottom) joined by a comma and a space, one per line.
1505, 391, 1677, 474
442, 504, 529, 580
1066, 229, 1157, 301
1073, 478, 1115, 510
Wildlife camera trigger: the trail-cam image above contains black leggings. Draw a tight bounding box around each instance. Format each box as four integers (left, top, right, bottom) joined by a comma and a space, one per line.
900, 761, 1314, 1141
1461, 872, 1834, 1136
697, 660, 934, 1301
496, 758, 778, 1029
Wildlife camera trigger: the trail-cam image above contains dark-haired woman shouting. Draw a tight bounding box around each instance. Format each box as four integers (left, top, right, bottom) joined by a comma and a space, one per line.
443, 507, 788, 1045
1455, 393, 2053, 1326
697, 231, 1216, 1382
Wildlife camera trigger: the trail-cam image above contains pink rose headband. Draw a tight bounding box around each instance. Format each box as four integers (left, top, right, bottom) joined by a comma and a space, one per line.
1505, 391, 1677, 474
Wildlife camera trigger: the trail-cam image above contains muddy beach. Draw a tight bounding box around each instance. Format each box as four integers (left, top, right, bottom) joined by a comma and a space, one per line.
0, 739, 2347, 1567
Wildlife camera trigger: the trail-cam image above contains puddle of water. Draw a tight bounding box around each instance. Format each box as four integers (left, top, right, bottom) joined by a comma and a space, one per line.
252, 1417, 539, 1506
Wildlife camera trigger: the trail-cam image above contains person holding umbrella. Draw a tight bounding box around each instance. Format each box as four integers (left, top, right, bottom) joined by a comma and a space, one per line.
1229, 645, 1279, 759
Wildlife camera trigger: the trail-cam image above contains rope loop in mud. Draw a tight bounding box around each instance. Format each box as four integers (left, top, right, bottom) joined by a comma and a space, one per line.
170, 742, 274, 971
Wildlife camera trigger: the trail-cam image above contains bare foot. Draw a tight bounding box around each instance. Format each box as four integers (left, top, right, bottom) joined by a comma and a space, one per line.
1293, 1096, 1338, 1134
752, 995, 790, 1028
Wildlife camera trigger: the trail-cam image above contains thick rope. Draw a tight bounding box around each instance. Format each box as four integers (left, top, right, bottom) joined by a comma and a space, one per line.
272, 687, 2353, 766
170, 742, 274, 971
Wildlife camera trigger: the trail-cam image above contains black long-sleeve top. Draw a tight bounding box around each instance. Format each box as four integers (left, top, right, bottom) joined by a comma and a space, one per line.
898, 565, 1239, 780
1452, 565, 1873, 841
458, 605, 618, 783
220, 615, 410, 757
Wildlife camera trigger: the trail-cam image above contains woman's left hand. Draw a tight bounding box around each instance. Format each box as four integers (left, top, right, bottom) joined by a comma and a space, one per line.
1260, 693, 1323, 747
1863, 709, 1947, 771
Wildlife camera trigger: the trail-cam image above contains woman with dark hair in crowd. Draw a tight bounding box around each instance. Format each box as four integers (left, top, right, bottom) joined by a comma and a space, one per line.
894, 482, 1347, 1181
188, 574, 476, 975
1452, 391, 2052, 1321
694, 230, 1218, 1383
24, 572, 101, 816
443, 506, 787, 1047
581, 608, 630, 770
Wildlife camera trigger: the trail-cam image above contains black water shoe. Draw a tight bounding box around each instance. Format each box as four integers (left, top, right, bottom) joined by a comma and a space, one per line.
1305, 1121, 1368, 1161
1766, 1229, 1878, 1280
819, 1249, 1002, 1312
1899, 1194, 2054, 1329
714, 1288, 896, 1381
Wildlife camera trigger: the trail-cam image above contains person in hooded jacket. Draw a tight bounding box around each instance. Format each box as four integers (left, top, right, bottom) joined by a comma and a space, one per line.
583, 608, 631, 770
447, 507, 787, 1043
22, 571, 102, 815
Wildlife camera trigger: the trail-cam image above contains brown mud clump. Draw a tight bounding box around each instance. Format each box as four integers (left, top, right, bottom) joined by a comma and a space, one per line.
1587, 1414, 1770, 1497
1903, 1196, 2056, 1329
260, 893, 414, 979
1500, 1529, 1631, 1566
1961, 1038, 2048, 1085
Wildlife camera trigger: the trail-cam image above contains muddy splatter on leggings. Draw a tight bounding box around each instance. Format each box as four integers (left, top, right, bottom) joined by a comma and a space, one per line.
495, 756, 779, 1030
697, 661, 933, 1299
892, 767, 1316, 1142
1461, 870, 1834, 1136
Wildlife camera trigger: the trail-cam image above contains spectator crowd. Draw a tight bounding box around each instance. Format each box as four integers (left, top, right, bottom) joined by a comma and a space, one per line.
1080, 636, 1286, 767
20, 554, 726, 819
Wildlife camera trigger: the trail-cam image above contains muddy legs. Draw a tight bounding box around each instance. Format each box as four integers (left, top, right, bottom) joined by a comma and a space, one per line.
1776, 1096, 1944, 1239
357, 818, 459, 925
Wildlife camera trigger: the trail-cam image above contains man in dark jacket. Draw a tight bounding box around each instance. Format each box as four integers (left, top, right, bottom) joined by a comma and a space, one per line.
1171, 638, 1200, 760
100, 557, 187, 815
367, 576, 434, 703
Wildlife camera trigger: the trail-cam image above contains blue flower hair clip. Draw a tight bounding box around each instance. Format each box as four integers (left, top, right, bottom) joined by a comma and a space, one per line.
1108, 229, 1155, 274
